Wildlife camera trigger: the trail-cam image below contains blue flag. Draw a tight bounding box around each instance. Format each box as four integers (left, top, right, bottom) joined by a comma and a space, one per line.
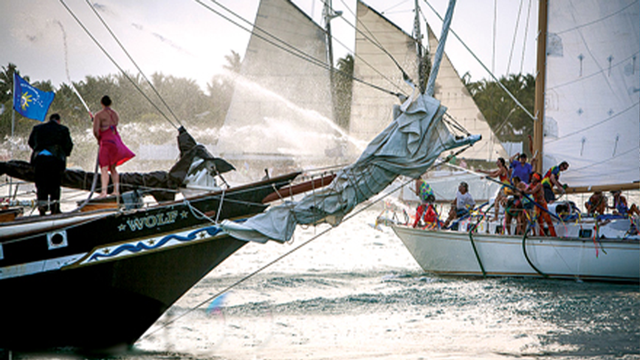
13, 73, 55, 122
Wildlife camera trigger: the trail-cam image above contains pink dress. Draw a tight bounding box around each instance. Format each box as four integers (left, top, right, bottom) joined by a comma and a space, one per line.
98, 125, 135, 167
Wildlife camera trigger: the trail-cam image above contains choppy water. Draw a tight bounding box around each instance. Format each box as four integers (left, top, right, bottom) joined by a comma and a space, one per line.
10, 208, 640, 360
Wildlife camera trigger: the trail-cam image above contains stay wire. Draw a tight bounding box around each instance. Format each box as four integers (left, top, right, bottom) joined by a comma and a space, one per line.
519, 0, 532, 74
421, 0, 535, 122
55, 19, 102, 207
506, 0, 525, 74
337, 0, 415, 94
141, 175, 414, 340
84, 0, 183, 127
197, 0, 404, 98
58, 0, 179, 130
206, 0, 327, 70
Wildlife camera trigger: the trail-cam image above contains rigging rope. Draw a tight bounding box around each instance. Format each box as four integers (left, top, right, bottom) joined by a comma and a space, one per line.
519, 0, 532, 74
58, 0, 179, 130
421, 0, 535, 122
84, 0, 183, 127
55, 19, 101, 208
506, 0, 525, 74
198, 0, 405, 98
140, 174, 415, 339
338, 0, 416, 90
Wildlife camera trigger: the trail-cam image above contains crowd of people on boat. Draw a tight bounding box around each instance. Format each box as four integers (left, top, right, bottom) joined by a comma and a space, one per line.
412, 151, 639, 236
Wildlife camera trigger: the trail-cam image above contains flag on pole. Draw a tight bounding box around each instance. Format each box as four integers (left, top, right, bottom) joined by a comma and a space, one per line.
13, 73, 55, 122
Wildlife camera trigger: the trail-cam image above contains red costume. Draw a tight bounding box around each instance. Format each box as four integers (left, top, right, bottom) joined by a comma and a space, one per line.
98, 125, 134, 167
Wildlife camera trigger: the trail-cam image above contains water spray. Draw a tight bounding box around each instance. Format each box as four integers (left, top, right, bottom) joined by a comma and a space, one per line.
56, 20, 93, 118
56, 20, 99, 207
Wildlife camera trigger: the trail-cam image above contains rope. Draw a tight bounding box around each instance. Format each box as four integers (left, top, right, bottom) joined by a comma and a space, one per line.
58, 0, 179, 129
141, 175, 414, 339
519, 0, 532, 74
521, 224, 548, 278
467, 202, 494, 277
506, 0, 525, 74
341, 0, 416, 90
73, 152, 101, 213
421, 0, 535, 121
197, 0, 405, 99
84, 0, 183, 127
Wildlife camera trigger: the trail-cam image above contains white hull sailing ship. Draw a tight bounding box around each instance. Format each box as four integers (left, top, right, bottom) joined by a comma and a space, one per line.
390, 0, 640, 282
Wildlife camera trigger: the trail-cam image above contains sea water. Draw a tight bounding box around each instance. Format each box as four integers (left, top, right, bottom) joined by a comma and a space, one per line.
7, 207, 640, 360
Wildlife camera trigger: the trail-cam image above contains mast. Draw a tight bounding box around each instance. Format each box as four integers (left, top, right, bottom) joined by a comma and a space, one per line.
532, 0, 547, 173
413, 0, 426, 93
323, 0, 341, 125
323, 0, 335, 70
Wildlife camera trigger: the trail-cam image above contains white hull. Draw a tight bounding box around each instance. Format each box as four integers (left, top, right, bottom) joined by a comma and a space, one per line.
392, 225, 640, 283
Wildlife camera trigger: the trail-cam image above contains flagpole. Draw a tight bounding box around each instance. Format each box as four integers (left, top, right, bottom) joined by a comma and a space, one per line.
9, 79, 15, 199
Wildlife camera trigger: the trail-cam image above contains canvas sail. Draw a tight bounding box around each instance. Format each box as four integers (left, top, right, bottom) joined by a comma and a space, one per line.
349, 0, 506, 162
349, 1, 419, 151
542, 0, 640, 188
217, 0, 337, 166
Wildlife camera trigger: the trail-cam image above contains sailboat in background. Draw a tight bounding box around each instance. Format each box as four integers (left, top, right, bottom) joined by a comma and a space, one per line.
215, 0, 506, 189
392, 0, 640, 283
350, 1, 507, 202
216, 0, 339, 177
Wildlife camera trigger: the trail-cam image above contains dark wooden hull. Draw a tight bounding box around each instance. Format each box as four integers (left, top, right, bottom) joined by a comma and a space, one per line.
0, 172, 300, 352
0, 231, 245, 350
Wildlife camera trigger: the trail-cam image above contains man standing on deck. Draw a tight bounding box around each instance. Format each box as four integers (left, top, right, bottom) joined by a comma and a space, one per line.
509, 152, 535, 184
28, 113, 74, 215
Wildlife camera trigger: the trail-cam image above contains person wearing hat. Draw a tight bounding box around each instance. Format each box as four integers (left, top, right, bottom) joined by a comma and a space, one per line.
443, 182, 475, 228
610, 190, 640, 217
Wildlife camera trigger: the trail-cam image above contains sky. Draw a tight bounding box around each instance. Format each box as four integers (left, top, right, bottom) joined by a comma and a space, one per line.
0, 0, 539, 92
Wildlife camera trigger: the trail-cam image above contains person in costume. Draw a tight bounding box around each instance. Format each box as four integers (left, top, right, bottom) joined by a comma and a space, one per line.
93, 95, 135, 198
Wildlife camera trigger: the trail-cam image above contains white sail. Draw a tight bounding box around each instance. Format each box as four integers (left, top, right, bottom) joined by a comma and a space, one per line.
349, 0, 506, 161
349, 1, 418, 149
542, 0, 640, 187
218, 0, 336, 164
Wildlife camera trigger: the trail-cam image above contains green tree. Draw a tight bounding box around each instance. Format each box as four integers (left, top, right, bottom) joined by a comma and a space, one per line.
333, 54, 354, 130
223, 50, 242, 73
204, 50, 244, 129
466, 73, 535, 147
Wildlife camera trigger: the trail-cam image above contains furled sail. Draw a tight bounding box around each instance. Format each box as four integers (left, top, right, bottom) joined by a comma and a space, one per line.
349, 0, 506, 161
220, 0, 481, 243
222, 94, 480, 242
217, 0, 337, 163
542, 0, 639, 187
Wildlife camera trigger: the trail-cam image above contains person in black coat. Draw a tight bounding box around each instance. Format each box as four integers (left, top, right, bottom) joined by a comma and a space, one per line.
28, 113, 73, 215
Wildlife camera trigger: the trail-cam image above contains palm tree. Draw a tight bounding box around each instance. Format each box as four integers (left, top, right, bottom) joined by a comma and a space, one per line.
334, 54, 354, 129
466, 73, 535, 149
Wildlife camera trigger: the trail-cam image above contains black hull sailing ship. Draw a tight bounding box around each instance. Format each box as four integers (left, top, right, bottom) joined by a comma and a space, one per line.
0, 125, 302, 351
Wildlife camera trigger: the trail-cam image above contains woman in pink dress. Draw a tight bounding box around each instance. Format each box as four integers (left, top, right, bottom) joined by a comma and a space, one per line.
92, 95, 135, 198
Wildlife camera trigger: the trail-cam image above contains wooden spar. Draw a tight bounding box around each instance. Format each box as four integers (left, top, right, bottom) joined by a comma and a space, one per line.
532, 0, 548, 173
564, 183, 640, 195
261, 173, 337, 203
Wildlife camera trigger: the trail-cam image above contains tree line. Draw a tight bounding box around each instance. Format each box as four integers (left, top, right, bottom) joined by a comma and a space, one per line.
1, 54, 534, 160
